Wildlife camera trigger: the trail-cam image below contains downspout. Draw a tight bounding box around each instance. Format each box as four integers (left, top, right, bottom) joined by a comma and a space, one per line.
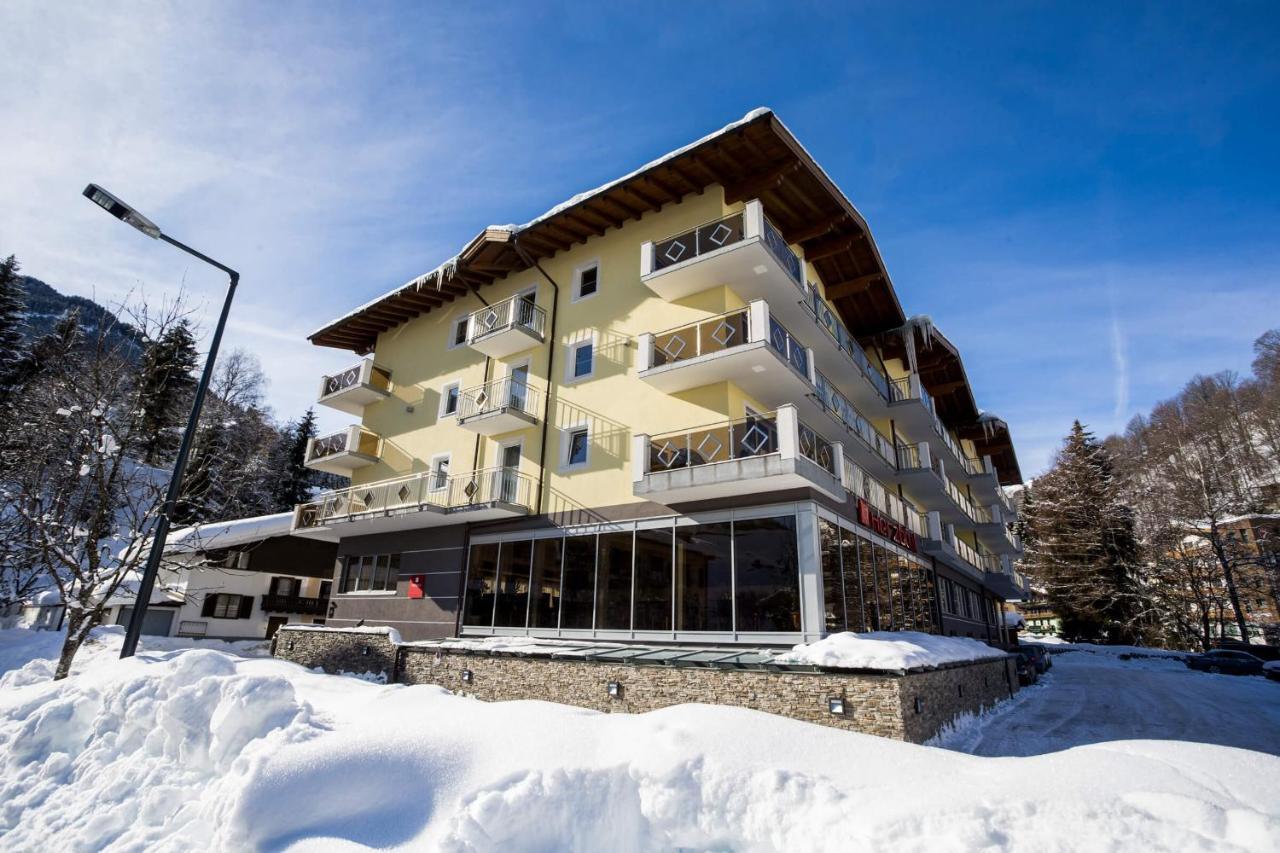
511, 235, 561, 518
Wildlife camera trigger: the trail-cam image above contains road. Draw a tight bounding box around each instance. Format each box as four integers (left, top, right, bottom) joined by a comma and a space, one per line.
941, 648, 1280, 757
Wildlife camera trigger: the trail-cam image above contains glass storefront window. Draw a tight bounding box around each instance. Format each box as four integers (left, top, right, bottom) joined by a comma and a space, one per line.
561, 534, 596, 629
820, 519, 844, 633
873, 542, 894, 631
493, 539, 532, 627
462, 542, 499, 625
676, 520, 733, 631
734, 516, 800, 632
595, 531, 634, 630
840, 525, 868, 632
859, 533, 879, 630
633, 525, 673, 631
529, 537, 562, 629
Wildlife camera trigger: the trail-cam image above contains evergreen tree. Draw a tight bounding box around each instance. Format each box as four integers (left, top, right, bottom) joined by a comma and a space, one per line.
173, 417, 229, 525
271, 408, 319, 510
1021, 421, 1146, 643
137, 320, 199, 465
0, 255, 28, 400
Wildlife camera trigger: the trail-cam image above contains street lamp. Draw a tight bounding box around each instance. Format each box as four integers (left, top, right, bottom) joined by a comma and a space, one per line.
82, 183, 241, 659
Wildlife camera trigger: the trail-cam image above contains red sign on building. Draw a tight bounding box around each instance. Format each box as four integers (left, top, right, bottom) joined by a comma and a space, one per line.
856, 498, 919, 552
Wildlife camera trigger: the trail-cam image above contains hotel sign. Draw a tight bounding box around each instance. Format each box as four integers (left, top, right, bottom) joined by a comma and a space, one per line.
856, 498, 919, 552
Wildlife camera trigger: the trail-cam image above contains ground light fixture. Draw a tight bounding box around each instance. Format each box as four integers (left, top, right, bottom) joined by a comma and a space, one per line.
607, 681, 622, 698
461, 669, 474, 683
81, 183, 241, 660
828, 697, 845, 715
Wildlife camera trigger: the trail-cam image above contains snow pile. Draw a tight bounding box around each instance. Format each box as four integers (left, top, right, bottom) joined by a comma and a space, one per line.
772, 631, 1008, 671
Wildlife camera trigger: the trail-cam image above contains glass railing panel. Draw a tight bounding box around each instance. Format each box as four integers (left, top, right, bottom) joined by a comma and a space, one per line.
652, 211, 746, 271
761, 216, 802, 284
650, 308, 750, 367
797, 420, 836, 475
648, 413, 779, 472
767, 316, 809, 377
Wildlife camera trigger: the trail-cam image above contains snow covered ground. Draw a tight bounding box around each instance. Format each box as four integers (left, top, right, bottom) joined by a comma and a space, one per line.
1, 629, 1278, 851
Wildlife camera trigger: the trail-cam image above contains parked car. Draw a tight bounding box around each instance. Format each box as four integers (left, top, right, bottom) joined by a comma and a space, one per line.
1185, 649, 1266, 676
1213, 640, 1280, 662
1015, 649, 1039, 685
1021, 644, 1052, 673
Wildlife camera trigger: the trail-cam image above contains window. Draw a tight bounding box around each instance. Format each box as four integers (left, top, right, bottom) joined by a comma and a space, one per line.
676, 520, 733, 632
734, 516, 800, 632
429, 454, 451, 490
341, 554, 399, 593
574, 263, 599, 301
568, 340, 594, 381
595, 531, 634, 630
493, 540, 533, 628
560, 535, 597, 629
450, 317, 469, 349
440, 381, 461, 417
202, 593, 252, 620
529, 537, 563, 629
565, 426, 589, 468
633, 525, 673, 631
463, 543, 499, 625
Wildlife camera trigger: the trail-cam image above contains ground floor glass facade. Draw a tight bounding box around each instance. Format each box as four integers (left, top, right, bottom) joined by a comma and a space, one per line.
819, 517, 937, 635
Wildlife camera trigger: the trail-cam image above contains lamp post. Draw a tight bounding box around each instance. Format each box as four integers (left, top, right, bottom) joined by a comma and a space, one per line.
82, 184, 240, 659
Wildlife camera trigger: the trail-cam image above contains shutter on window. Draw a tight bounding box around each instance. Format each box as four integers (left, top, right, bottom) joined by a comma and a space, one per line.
202, 594, 217, 617
238, 595, 254, 619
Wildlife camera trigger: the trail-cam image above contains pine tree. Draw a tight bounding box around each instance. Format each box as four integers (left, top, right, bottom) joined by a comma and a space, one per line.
270, 408, 318, 511
0, 255, 28, 400
1021, 421, 1146, 643
137, 320, 199, 465
173, 417, 229, 525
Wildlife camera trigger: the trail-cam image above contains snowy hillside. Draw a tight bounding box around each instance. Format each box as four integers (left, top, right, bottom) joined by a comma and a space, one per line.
1, 628, 1278, 851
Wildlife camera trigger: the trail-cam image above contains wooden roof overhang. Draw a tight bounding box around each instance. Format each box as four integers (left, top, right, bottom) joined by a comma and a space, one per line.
957, 415, 1024, 487
308, 110, 907, 353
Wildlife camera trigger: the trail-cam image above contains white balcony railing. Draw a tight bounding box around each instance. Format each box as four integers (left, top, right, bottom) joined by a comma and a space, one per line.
304, 425, 380, 473
465, 294, 546, 358
456, 376, 544, 434
317, 358, 392, 414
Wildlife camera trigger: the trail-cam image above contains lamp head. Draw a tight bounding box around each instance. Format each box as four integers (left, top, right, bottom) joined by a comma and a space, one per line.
82, 184, 161, 239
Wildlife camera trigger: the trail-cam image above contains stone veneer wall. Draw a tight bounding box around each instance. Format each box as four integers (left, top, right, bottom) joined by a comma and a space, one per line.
273, 627, 1018, 743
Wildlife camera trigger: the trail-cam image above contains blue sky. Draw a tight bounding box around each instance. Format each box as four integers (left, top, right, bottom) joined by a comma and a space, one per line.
2, 1, 1277, 475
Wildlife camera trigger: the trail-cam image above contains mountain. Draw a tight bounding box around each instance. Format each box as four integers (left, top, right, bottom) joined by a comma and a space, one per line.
18, 274, 145, 362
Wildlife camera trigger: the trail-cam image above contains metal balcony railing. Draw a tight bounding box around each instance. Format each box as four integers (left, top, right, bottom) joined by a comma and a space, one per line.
648, 412, 779, 472
800, 280, 891, 401
761, 216, 803, 284
767, 316, 809, 378
307, 427, 379, 463
843, 456, 926, 537
651, 211, 747, 272
457, 376, 544, 421
321, 360, 391, 398
467, 294, 546, 342
813, 371, 896, 467
649, 308, 751, 367
293, 466, 534, 530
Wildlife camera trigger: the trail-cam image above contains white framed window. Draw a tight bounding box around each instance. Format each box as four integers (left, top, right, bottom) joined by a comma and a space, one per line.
566, 338, 595, 383
439, 380, 461, 418
572, 261, 600, 302
448, 316, 469, 349
428, 452, 451, 491
562, 424, 590, 470
341, 554, 400, 594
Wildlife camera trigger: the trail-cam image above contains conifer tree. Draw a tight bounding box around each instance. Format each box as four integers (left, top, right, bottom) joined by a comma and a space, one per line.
1021, 421, 1145, 642
0, 255, 28, 400
271, 408, 318, 511
137, 320, 199, 465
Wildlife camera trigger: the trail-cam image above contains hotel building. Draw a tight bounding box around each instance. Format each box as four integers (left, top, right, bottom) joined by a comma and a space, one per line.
297, 109, 1026, 647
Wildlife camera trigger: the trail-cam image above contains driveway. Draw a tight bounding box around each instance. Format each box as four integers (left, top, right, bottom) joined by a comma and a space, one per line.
939, 648, 1280, 757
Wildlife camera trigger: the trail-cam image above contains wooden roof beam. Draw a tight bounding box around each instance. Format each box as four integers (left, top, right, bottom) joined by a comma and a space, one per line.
563, 209, 611, 237
791, 212, 851, 244
806, 232, 866, 262
723, 160, 802, 204
825, 272, 883, 301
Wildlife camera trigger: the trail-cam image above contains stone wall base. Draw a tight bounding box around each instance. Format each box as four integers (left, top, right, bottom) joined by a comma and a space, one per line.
273, 628, 1018, 743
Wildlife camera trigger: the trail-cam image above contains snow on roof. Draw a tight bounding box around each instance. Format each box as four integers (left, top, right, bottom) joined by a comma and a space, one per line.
771, 631, 1008, 671
1004, 611, 1026, 629
166, 512, 295, 553
310, 108, 776, 339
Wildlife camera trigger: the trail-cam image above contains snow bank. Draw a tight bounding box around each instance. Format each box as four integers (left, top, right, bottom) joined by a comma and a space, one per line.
772, 631, 1008, 671
2, 630, 1279, 850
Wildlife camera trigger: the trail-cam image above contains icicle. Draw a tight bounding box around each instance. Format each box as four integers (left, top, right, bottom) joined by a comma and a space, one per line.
902, 324, 917, 376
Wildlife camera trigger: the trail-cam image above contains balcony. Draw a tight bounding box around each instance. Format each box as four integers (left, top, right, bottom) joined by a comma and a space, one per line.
292, 466, 535, 541
457, 376, 543, 436
637, 301, 812, 398
261, 594, 327, 616
975, 505, 1022, 555
920, 514, 991, 581
888, 376, 982, 481
844, 456, 928, 545
465, 294, 546, 358
316, 358, 391, 415
632, 405, 844, 505
304, 426, 380, 475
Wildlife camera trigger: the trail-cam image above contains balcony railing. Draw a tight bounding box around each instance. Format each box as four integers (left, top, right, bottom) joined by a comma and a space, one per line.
457, 376, 544, 422
650, 308, 751, 367
800, 281, 891, 401
648, 412, 779, 472
307, 426, 380, 463
844, 457, 926, 538
261, 594, 327, 616
814, 371, 895, 467
652, 211, 746, 272
321, 360, 391, 398
294, 466, 535, 531
761, 216, 802, 284
467, 294, 546, 343
768, 316, 809, 378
